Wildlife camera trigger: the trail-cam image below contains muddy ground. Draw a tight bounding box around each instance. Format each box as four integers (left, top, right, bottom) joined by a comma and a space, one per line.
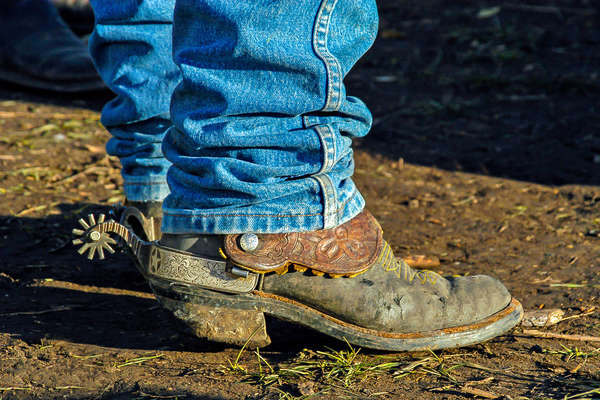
0, 1, 599, 399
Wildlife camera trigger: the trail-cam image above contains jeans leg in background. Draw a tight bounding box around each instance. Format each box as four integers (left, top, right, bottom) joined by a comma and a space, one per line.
163, 0, 379, 234
89, 0, 181, 202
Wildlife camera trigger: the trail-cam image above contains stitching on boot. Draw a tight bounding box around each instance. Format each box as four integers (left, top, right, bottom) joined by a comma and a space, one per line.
378, 242, 438, 286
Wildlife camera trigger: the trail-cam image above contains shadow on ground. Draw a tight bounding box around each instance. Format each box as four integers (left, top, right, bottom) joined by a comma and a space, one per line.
351, 1, 600, 187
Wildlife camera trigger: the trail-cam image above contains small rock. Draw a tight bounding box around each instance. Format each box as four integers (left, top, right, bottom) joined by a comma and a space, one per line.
522, 309, 565, 327
297, 381, 316, 396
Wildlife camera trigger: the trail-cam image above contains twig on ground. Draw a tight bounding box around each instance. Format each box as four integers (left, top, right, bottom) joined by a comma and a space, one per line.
460, 386, 500, 399
464, 377, 495, 387
115, 354, 164, 368
431, 379, 500, 399
558, 310, 596, 324
0, 386, 32, 391
54, 386, 84, 390
0, 305, 81, 317
564, 388, 600, 400
518, 330, 600, 342
0, 111, 98, 120
463, 362, 543, 384
0, 155, 21, 161
54, 166, 111, 185
16, 201, 60, 217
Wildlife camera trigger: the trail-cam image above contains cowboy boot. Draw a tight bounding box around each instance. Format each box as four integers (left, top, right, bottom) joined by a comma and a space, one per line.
51, 0, 95, 36
145, 210, 523, 350
116, 200, 163, 275
73, 209, 522, 350
0, 0, 104, 92
120, 200, 163, 242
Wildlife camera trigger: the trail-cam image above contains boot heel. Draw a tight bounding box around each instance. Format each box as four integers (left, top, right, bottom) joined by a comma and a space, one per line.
155, 294, 271, 348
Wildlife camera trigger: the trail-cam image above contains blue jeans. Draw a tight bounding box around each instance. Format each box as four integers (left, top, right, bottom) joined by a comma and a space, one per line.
90, 0, 378, 234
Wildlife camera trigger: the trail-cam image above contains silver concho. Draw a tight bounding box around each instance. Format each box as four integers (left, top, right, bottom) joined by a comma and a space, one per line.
239, 233, 259, 252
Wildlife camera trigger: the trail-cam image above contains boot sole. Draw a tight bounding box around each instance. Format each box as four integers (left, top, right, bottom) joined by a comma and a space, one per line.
149, 278, 523, 351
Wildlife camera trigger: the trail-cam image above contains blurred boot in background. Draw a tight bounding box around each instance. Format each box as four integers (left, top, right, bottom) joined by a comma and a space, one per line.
0, 0, 104, 92
51, 0, 95, 36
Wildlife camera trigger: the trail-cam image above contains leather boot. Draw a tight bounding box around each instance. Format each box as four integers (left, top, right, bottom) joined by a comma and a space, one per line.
0, 0, 104, 92
74, 208, 522, 350
120, 200, 163, 242
146, 210, 523, 351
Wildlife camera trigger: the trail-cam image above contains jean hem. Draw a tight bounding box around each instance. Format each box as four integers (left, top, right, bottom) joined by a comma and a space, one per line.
161, 192, 365, 234
123, 180, 170, 202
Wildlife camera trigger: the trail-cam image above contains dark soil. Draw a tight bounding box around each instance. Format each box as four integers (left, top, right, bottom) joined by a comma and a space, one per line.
1, 1, 599, 399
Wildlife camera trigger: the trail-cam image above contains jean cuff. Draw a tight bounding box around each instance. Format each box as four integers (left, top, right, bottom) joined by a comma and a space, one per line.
161, 190, 365, 235
123, 177, 170, 202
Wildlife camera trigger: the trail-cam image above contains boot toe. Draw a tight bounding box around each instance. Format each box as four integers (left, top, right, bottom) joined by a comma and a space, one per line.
445, 274, 512, 327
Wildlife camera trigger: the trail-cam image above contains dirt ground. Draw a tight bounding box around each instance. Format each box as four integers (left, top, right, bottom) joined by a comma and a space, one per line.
1, 1, 599, 399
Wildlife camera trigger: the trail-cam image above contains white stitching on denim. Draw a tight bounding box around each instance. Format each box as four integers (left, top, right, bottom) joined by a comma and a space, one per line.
314, 125, 337, 174
302, 115, 317, 128
313, 0, 343, 112
303, 116, 338, 175
313, 174, 338, 229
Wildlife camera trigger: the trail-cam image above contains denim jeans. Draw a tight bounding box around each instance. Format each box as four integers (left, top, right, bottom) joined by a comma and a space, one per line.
90, 0, 379, 234
90, 0, 180, 202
